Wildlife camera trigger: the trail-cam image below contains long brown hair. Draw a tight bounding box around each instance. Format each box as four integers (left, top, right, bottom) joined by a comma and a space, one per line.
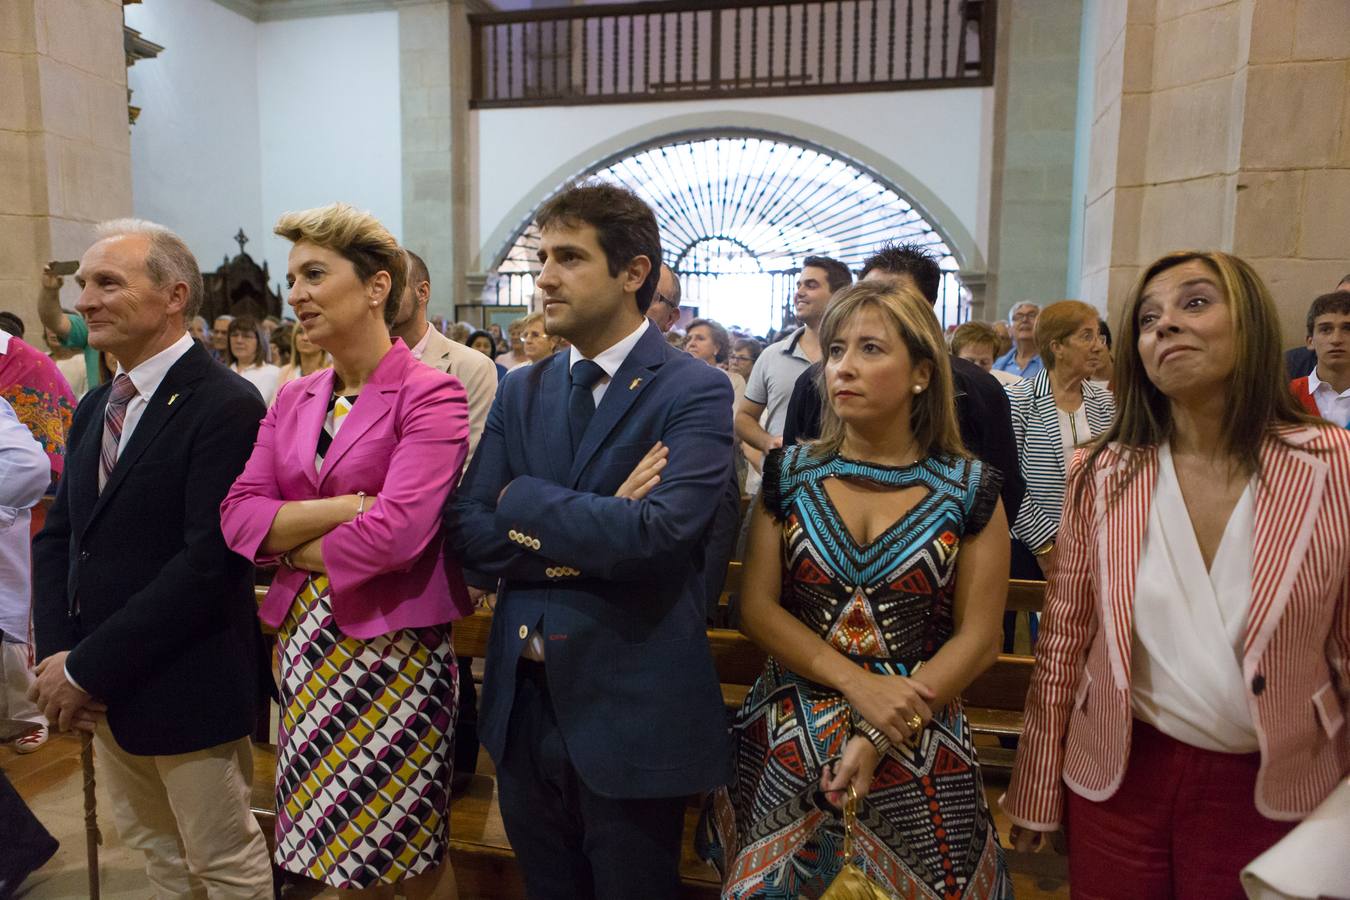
810, 280, 966, 460
1076, 250, 1316, 502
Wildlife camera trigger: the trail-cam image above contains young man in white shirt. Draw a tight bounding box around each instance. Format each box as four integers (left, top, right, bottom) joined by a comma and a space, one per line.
1291, 290, 1350, 427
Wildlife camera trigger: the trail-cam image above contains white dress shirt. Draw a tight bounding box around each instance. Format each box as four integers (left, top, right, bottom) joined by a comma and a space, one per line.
1131, 442, 1259, 753
566, 317, 650, 405
0, 398, 51, 643
112, 333, 196, 460
1307, 368, 1350, 428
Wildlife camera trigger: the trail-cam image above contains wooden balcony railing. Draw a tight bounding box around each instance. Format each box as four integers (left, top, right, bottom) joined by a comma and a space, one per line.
470, 0, 995, 108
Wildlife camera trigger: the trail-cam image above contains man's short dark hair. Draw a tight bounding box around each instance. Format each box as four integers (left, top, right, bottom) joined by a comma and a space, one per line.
406, 250, 430, 288
535, 180, 662, 314
0, 311, 24, 339
801, 256, 853, 293
860, 242, 942, 303
1307, 291, 1350, 337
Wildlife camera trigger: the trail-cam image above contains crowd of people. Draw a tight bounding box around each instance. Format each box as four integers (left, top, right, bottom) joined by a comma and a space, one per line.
0, 179, 1347, 900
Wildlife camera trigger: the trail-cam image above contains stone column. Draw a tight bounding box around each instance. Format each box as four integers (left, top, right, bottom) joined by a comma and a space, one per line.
984, 0, 1085, 318
0, 0, 132, 328
397, 0, 475, 321
1081, 0, 1349, 341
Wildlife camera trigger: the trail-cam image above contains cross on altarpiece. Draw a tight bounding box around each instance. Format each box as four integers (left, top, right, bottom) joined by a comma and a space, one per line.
234, 229, 249, 256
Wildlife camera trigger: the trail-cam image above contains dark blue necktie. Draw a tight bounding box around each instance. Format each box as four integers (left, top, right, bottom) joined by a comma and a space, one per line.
568, 360, 606, 454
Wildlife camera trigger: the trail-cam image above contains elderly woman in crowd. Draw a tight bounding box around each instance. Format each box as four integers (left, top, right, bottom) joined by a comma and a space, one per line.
225, 313, 282, 406
685, 317, 746, 405
220, 202, 471, 897
702, 280, 1012, 898
1005, 251, 1350, 896
727, 337, 761, 381
952, 320, 1022, 387
494, 317, 529, 370
1004, 300, 1115, 581
518, 311, 560, 363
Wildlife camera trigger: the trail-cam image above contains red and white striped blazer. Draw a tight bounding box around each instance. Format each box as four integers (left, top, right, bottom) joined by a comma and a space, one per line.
1004, 425, 1350, 827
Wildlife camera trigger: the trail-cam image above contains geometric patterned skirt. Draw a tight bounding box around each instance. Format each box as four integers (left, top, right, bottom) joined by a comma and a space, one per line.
274, 576, 458, 889
697, 656, 1011, 900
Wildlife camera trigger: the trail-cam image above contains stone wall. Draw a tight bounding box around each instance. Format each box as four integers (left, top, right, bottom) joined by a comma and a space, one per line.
985, 0, 1084, 319
0, 0, 132, 333
1082, 0, 1349, 343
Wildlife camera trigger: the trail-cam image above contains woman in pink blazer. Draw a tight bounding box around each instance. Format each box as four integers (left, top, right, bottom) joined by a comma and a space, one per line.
1004, 251, 1350, 898
220, 203, 471, 898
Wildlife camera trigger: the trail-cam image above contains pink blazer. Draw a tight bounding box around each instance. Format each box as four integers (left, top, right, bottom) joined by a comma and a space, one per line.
220, 340, 473, 638
1004, 425, 1350, 827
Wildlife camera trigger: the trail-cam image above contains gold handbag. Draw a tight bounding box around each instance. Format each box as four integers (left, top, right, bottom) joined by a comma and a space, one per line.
820, 785, 894, 900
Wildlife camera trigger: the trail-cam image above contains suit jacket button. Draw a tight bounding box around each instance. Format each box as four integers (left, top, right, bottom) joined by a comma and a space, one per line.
1251, 674, 1265, 695
545, 567, 555, 577
508, 529, 519, 541
518, 625, 528, 639
531, 538, 541, 550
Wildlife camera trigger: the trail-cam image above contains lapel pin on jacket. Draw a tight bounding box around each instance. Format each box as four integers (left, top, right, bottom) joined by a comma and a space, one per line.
629, 377, 642, 391
167, 393, 179, 406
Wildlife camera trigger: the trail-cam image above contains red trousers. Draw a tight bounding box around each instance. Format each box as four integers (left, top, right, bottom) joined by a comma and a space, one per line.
1065, 720, 1296, 899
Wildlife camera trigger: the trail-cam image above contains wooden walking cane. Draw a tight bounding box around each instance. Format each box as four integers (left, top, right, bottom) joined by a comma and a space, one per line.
80, 731, 101, 900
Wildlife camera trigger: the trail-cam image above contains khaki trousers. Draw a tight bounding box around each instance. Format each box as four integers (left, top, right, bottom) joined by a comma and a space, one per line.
93, 722, 273, 899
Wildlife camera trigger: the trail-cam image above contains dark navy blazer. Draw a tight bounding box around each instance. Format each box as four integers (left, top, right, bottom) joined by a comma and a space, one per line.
444, 322, 735, 799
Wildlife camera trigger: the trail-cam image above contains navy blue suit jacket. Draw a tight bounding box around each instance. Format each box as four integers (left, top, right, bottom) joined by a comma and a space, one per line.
444, 323, 735, 799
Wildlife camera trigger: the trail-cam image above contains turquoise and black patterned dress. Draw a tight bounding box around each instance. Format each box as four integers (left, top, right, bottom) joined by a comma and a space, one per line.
699, 445, 1012, 899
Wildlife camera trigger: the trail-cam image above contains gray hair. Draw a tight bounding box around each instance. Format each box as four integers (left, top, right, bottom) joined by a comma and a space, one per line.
95, 218, 204, 320
662, 264, 681, 306
1008, 301, 1040, 324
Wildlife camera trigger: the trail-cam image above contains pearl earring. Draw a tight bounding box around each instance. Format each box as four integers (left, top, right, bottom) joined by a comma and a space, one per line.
913, 384, 925, 394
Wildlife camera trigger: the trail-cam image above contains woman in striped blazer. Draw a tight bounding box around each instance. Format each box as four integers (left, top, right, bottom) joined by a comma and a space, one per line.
1004, 251, 1350, 898
1005, 300, 1115, 582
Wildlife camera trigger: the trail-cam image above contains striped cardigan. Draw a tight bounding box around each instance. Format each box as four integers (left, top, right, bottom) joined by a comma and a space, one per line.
1004, 371, 1115, 550
1004, 426, 1350, 828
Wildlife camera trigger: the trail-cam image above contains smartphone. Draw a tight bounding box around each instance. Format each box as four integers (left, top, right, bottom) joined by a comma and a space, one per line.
48, 260, 78, 276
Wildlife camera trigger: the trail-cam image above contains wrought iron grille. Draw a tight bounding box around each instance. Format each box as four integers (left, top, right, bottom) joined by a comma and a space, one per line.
483, 136, 969, 335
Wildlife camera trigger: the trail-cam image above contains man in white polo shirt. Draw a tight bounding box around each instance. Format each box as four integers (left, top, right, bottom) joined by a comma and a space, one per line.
734, 255, 852, 457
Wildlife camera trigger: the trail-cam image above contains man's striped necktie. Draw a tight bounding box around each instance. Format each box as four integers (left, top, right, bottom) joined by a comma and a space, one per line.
99, 374, 138, 492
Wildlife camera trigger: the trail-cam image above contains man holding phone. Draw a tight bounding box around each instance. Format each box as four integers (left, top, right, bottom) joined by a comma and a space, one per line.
37, 260, 104, 390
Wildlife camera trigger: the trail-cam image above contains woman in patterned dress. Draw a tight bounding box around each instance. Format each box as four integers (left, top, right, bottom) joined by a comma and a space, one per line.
700, 279, 1013, 898
221, 203, 473, 897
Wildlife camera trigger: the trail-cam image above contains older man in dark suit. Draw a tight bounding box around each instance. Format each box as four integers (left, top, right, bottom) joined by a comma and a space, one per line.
30, 219, 272, 898
445, 182, 735, 899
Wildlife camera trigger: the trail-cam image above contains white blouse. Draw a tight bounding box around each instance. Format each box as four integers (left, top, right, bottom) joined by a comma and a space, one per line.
1055, 405, 1090, 470
1130, 442, 1259, 753
233, 363, 282, 407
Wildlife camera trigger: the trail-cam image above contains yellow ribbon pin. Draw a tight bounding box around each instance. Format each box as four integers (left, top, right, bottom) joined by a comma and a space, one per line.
167, 393, 179, 405
629, 377, 642, 391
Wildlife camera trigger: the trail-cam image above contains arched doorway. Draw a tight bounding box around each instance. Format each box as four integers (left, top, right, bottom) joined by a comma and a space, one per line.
484, 132, 968, 334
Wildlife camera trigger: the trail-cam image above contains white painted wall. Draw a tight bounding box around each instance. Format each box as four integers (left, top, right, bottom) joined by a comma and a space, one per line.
475, 87, 995, 273
123, 3, 402, 301
257, 12, 402, 292
125, 0, 265, 275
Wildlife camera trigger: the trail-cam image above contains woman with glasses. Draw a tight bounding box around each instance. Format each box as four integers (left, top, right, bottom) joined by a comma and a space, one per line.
1004, 300, 1114, 581
727, 338, 762, 381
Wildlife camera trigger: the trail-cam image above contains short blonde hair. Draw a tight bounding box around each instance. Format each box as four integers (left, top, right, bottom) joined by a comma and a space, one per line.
950, 321, 998, 358
1035, 300, 1100, 369
273, 203, 405, 327
812, 280, 966, 460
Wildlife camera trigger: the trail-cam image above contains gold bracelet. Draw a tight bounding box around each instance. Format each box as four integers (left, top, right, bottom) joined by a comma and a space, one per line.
1033, 540, 1055, 557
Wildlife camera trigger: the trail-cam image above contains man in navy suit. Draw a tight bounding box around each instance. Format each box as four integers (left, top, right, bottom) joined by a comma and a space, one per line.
445, 182, 734, 899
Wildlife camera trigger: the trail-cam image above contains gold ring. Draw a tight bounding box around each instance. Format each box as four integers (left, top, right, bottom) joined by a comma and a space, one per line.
907, 714, 923, 731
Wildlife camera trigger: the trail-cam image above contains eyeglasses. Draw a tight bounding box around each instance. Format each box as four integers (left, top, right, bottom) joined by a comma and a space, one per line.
653, 292, 679, 311
1011, 311, 1038, 323
729, 354, 755, 364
